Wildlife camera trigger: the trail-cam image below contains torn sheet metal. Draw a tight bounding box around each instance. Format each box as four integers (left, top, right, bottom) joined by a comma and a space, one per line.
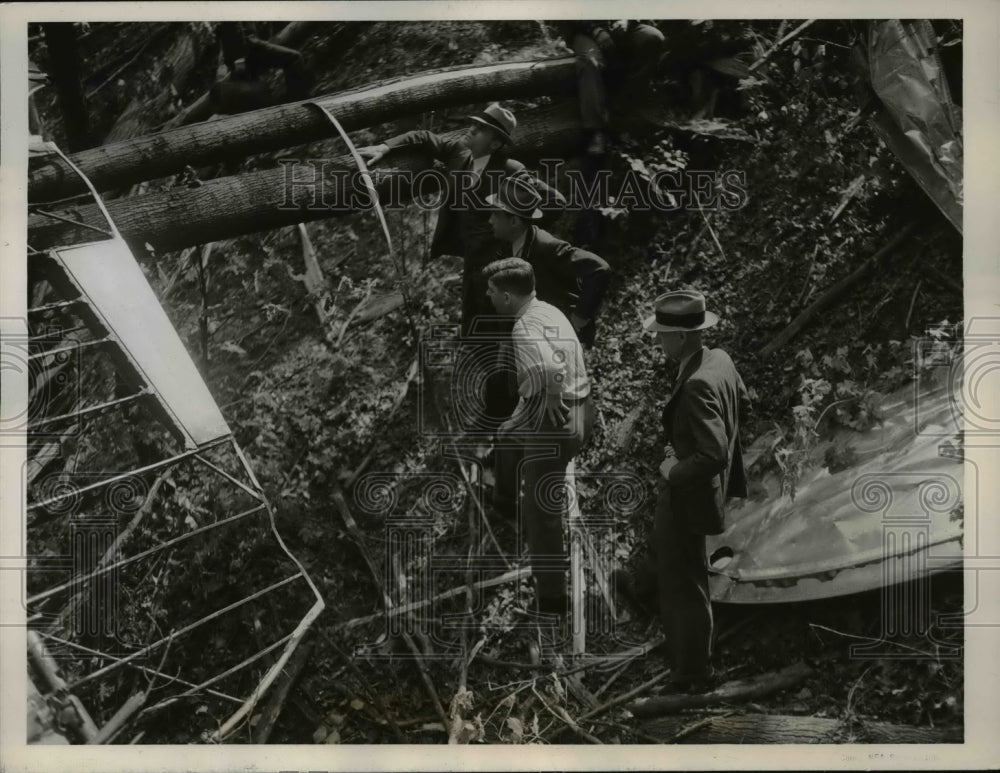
858, 20, 963, 233
708, 363, 963, 604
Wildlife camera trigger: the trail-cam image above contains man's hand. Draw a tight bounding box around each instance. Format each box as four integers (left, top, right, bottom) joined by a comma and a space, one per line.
593, 26, 615, 53
569, 312, 589, 332
659, 456, 678, 481
357, 143, 390, 165
545, 392, 570, 429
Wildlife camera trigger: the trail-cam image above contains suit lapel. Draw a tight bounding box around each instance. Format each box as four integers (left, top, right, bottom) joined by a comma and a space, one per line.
661, 347, 706, 432
521, 226, 536, 259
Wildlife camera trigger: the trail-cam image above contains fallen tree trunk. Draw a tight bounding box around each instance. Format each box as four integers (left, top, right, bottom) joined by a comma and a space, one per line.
759, 223, 917, 357
103, 24, 212, 144
626, 662, 814, 719
28, 101, 583, 253
642, 712, 962, 744
160, 21, 324, 130
29, 56, 578, 203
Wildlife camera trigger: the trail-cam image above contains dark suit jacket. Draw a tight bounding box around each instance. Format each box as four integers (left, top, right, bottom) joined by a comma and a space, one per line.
519, 226, 610, 348
384, 130, 563, 266
661, 347, 750, 535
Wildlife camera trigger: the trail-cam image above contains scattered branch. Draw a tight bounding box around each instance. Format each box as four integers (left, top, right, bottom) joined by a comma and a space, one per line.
760, 223, 916, 356
748, 19, 817, 72
626, 662, 814, 719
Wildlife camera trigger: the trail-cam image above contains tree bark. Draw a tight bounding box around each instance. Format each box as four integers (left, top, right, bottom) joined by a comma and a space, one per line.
641, 712, 962, 744
29, 57, 577, 203
28, 101, 584, 253
626, 662, 814, 719
102, 23, 212, 144
41, 23, 95, 151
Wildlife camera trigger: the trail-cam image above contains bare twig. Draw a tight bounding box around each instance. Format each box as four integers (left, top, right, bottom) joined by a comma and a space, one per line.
760, 223, 916, 356
49, 474, 168, 634
696, 203, 727, 262
546, 670, 670, 741
809, 623, 940, 659
332, 567, 530, 634
160, 247, 196, 301
593, 658, 634, 700
343, 357, 419, 488
323, 638, 406, 742
448, 488, 482, 744
443, 442, 512, 569
334, 486, 449, 731
904, 279, 923, 331
920, 263, 962, 295
749, 19, 817, 72
336, 282, 373, 348
627, 662, 814, 720
795, 244, 820, 307
531, 684, 603, 744
844, 664, 874, 722
404, 630, 450, 728
84, 24, 171, 98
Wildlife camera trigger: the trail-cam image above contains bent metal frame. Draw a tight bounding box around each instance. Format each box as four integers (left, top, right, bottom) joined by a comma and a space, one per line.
24, 142, 324, 743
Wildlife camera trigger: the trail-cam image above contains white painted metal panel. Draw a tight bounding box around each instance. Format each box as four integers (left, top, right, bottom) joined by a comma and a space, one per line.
53, 238, 231, 447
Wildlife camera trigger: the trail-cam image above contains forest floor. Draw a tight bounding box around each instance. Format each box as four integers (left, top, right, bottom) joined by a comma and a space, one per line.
29, 19, 964, 744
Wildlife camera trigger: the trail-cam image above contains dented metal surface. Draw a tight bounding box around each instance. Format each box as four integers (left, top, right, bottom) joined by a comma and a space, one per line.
708, 361, 963, 604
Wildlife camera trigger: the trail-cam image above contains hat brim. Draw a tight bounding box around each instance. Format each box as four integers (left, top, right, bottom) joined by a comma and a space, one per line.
485, 192, 543, 221
643, 310, 720, 332
468, 114, 513, 144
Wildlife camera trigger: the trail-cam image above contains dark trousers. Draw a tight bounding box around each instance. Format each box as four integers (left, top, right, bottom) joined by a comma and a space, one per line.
570, 24, 666, 130
570, 33, 609, 130
494, 395, 595, 601
653, 480, 713, 679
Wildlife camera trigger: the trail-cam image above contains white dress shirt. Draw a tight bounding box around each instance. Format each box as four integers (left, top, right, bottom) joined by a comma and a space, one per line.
510, 296, 590, 405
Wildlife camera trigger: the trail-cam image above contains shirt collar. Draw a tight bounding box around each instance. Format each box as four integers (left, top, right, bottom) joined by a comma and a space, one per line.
513, 294, 537, 320
471, 154, 491, 173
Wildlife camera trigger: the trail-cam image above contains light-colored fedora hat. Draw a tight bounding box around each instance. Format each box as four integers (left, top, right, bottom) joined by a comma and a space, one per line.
468, 102, 516, 144
643, 289, 720, 332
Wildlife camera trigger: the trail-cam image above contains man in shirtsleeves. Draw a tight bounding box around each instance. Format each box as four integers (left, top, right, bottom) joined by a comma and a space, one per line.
483, 258, 594, 619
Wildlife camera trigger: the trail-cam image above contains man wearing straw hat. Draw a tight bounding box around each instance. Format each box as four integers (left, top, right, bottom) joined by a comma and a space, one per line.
644, 289, 750, 691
